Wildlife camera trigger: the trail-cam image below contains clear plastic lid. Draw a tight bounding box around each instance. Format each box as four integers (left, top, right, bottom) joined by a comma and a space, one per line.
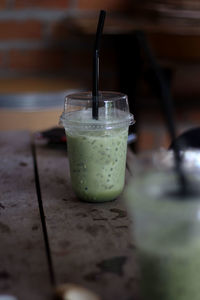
59, 91, 134, 131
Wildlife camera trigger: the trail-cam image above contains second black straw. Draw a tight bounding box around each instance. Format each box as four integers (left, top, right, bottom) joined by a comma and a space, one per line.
136, 31, 189, 197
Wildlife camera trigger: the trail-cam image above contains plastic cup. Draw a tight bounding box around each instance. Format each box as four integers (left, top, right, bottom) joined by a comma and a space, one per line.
59, 91, 134, 202
124, 151, 200, 300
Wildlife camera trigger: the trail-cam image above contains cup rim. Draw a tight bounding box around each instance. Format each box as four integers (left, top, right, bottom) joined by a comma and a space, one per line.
65, 91, 128, 102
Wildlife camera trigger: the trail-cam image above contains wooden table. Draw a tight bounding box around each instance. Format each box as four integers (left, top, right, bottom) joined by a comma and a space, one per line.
0, 131, 138, 300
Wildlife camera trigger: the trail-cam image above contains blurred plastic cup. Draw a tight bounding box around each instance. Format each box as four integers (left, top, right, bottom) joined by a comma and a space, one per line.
125, 150, 200, 300
60, 91, 134, 202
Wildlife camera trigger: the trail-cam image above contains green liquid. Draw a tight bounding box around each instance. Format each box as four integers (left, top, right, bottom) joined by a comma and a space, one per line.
125, 171, 200, 300
67, 128, 128, 202
139, 244, 200, 300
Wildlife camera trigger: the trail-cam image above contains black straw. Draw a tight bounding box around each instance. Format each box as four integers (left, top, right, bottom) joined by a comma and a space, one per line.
135, 31, 188, 196
92, 10, 106, 120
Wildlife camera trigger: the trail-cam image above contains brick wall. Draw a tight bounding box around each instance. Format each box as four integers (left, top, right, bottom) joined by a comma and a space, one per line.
0, 0, 200, 152
0, 0, 71, 78
0, 0, 128, 83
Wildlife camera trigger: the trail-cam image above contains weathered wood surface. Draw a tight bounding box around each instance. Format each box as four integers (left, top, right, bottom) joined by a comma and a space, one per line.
36, 142, 139, 300
0, 131, 51, 300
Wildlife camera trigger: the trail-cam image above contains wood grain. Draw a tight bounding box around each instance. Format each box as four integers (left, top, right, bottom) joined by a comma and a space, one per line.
0, 131, 51, 300
35, 141, 139, 300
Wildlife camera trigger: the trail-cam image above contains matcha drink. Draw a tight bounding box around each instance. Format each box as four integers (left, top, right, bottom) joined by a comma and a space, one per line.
60, 92, 134, 202
125, 169, 200, 300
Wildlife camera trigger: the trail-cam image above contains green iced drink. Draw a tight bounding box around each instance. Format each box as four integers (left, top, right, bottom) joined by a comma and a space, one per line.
125, 169, 200, 300
60, 91, 134, 202
67, 127, 128, 202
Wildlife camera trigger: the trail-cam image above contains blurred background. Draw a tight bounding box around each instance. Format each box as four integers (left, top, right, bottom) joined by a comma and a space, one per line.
0, 0, 200, 152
